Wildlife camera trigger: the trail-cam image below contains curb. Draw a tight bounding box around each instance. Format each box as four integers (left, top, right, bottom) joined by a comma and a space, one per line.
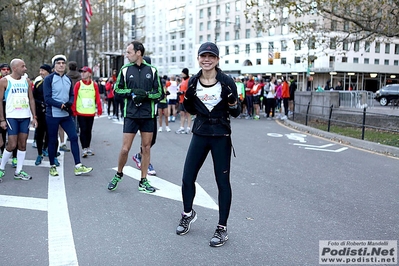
279, 118, 399, 158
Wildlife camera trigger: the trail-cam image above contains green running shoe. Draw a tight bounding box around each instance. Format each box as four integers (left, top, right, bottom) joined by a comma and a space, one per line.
74, 164, 93, 176
0, 169, 5, 182
108, 173, 122, 190
49, 166, 59, 176
138, 178, 155, 193
11, 157, 17, 168
14, 170, 32, 181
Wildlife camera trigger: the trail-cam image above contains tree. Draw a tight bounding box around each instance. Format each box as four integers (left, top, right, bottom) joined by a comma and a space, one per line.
245, 0, 399, 55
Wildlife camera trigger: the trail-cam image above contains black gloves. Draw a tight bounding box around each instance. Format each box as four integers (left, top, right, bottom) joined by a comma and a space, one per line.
221, 86, 237, 105
62, 102, 72, 114
131, 89, 148, 105
177, 91, 184, 96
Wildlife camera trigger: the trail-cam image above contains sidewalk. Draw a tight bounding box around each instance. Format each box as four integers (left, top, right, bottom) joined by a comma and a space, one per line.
280, 118, 399, 158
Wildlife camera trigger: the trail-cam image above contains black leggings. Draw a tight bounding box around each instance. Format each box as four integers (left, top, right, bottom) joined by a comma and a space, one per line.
107, 97, 115, 116
182, 134, 232, 226
77, 116, 94, 149
36, 113, 48, 155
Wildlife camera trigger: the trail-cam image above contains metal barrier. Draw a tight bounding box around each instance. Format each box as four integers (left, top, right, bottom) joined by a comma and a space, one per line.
338, 91, 375, 108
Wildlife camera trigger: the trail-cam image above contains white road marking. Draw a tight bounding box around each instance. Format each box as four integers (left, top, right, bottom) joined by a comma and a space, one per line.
293, 143, 335, 148
0, 195, 47, 211
116, 166, 219, 210
48, 152, 79, 266
303, 147, 348, 152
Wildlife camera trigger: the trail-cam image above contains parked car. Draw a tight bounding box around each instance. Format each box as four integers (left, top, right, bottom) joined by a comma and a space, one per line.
374, 84, 399, 106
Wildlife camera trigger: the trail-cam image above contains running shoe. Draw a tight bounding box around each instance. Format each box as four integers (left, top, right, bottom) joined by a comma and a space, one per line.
32, 140, 37, 148
54, 158, 60, 167
185, 127, 191, 134
14, 170, 32, 181
11, 158, 17, 168
0, 169, 5, 182
82, 148, 88, 158
60, 144, 70, 152
42, 149, 49, 157
147, 164, 156, 176
49, 166, 59, 176
209, 225, 229, 247
138, 178, 155, 193
132, 153, 142, 169
176, 210, 197, 235
175, 127, 185, 134
35, 155, 43, 166
87, 148, 94, 156
166, 126, 171, 132
158, 127, 163, 132
74, 164, 93, 176
108, 173, 122, 190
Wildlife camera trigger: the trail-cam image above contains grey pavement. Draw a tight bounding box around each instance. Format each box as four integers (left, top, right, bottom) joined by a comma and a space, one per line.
0, 112, 398, 266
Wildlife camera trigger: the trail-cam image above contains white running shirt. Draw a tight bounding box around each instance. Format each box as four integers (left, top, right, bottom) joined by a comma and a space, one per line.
196, 80, 222, 112
4, 75, 31, 118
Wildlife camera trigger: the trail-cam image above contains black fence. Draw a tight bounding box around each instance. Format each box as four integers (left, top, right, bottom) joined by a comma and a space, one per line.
293, 102, 399, 141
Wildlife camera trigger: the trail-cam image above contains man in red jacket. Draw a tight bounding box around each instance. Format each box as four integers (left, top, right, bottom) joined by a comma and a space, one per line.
281, 76, 290, 119
72, 66, 103, 157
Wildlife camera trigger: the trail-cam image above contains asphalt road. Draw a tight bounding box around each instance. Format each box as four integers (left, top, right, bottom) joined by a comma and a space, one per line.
0, 113, 397, 266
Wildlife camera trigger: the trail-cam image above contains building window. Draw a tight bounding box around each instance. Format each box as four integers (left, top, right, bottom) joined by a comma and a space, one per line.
207, 21, 211, 30
330, 38, 336, 49
385, 43, 390, 54
180, 32, 185, 38
268, 42, 274, 52
235, 0, 240, 11
256, 43, 261, 53
394, 60, 399, 66
354, 41, 360, 52
225, 3, 230, 13
344, 21, 349, 31
245, 29, 250, 39
225, 46, 229, 55
225, 32, 230, 41
245, 44, 250, 54
199, 22, 204, 31
207, 7, 211, 17
180, 44, 185, 50
199, 35, 203, 42
308, 37, 316, 50
384, 59, 389, 65
268, 27, 275, 36
282, 24, 289, 35
215, 33, 220, 42
375, 42, 380, 53
159, 58, 162, 63
342, 57, 348, 63
353, 57, 359, 63
343, 41, 349, 51
365, 41, 370, 52
294, 57, 301, 64
171, 45, 176, 50
395, 44, 399, 54
256, 59, 261, 65
207, 34, 211, 41
294, 40, 301, 51
235, 59, 239, 63
235, 30, 240, 40
171, 34, 176, 40
171, 57, 176, 62
180, 56, 185, 62
225, 60, 229, 64
364, 58, 369, 64
235, 45, 239, 54
199, 9, 203, 18
281, 40, 287, 51
216, 5, 220, 15
331, 20, 337, 31
281, 58, 287, 64
374, 59, 379, 64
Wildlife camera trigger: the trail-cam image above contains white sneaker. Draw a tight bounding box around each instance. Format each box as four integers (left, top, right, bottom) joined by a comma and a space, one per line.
166, 126, 171, 132
185, 127, 191, 134
176, 127, 185, 134
158, 127, 163, 132
171, 116, 176, 122
82, 148, 88, 158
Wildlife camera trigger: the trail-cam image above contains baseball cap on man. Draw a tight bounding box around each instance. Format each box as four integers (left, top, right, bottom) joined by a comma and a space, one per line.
0, 63, 10, 69
79, 66, 92, 73
198, 42, 219, 57
51, 54, 67, 66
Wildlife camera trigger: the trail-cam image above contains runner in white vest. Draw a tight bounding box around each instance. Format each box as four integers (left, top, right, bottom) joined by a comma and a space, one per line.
0, 58, 37, 181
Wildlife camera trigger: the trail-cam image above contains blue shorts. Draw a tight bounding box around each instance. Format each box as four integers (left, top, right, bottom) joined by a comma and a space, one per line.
6, 118, 30, 135
168, 99, 177, 105
123, 117, 155, 134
